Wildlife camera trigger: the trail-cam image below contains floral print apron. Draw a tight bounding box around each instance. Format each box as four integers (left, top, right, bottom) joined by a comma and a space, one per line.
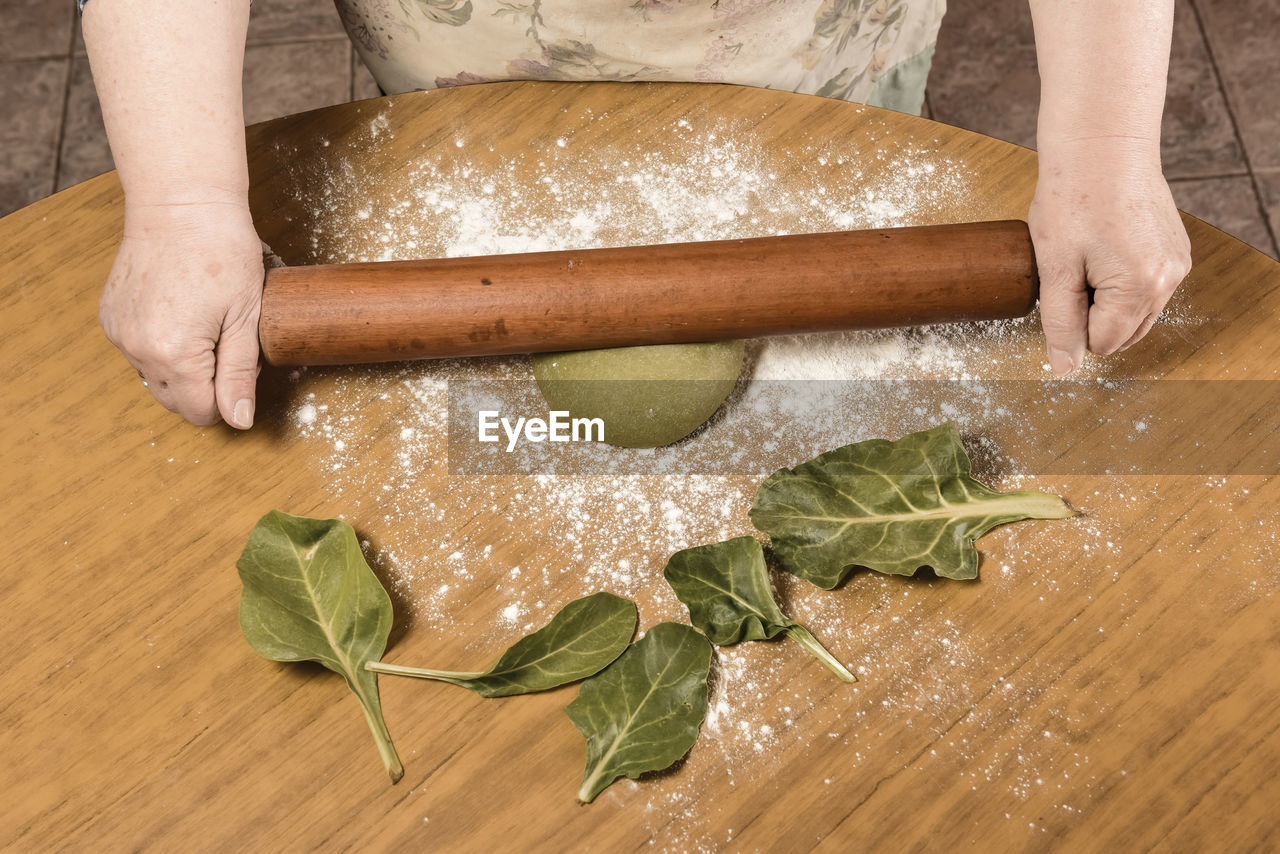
336, 0, 945, 114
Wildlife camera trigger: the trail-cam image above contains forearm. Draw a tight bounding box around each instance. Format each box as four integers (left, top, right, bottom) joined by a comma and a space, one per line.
82, 0, 252, 208
1026, 0, 1189, 373
1030, 0, 1174, 161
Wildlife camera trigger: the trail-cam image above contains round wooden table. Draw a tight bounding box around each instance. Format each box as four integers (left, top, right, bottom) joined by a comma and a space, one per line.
2, 82, 1277, 852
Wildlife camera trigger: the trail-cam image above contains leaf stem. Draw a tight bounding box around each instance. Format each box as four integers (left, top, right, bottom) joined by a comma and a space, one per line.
366, 660, 487, 685
1006, 490, 1077, 520
577, 774, 600, 804
353, 685, 404, 783
785, 625, 856, 682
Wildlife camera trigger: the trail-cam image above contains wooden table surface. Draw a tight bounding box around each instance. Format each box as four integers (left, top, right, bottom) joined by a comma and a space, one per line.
2, 82, 1278, 853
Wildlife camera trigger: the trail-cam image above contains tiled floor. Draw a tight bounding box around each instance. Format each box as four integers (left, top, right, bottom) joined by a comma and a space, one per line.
2, 0, 1277, 259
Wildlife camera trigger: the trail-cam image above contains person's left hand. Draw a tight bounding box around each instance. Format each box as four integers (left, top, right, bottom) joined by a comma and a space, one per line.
1028, 139, 1192, 375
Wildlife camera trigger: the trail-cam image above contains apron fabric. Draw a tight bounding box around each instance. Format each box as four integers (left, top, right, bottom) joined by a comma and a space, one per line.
336, 0, 946, 114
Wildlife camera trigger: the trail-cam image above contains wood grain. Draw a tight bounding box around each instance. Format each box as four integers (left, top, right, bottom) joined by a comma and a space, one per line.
1, 81, 1277, 853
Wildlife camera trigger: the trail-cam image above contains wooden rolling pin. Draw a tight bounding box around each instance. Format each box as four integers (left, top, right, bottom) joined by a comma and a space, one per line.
259, 219, 1037, 366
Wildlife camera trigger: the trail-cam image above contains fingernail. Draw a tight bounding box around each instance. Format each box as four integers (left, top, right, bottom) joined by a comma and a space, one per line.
233, 398, 254, 429
1047, 346, 1075, 376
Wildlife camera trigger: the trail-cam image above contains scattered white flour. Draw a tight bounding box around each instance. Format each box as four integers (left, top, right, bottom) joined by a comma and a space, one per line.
269, 106, 1272, 848
284, 106, 984, 266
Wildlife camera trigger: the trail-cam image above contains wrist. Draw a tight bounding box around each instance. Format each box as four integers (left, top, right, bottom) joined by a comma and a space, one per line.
122, 197, 255, 242
1038, 127, 1160, 159
1036, 100, 1163, 168
123, 178, 249, 209
1035, 134, 1164, 187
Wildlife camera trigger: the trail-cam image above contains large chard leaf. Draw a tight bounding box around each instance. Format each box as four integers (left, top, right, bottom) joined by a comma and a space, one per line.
367, 592, 636, 697
566, 622, 712, 803
749, 423, 1075, 586
236, 510, 403, 783
663, 537, 854, 682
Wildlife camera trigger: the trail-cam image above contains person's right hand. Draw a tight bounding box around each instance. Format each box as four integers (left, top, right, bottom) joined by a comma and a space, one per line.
99, 201, 265, 428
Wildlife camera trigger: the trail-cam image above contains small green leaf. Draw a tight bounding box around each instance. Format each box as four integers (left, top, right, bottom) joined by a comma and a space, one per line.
664, 537, 854, 682
367, 592, 637, 697
236, 511, 403, 783
566, 622, 712, 803
750, 423, 1076, 586
663, 537, 789, 644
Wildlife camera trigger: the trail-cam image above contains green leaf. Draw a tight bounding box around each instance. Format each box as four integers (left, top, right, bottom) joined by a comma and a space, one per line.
236, 510, 403, 783
367, 592, 637, 697
749, 423, 1076, 586
566, 622, 712, 803
663, 537, 854, 682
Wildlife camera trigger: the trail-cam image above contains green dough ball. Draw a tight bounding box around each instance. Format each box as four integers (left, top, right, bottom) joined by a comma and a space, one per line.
532, 341, 747, 448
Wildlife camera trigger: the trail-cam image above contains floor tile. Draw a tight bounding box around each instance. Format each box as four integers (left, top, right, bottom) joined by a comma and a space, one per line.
0, 59, 68, 217
352, 47, 383, 101
57, 56, 112, 192
929, 0, 1039, 148
0, 0, 74, 62
1161, 0, 1245, 179
1252, 170, 1280, 259
1196, 0, 1280, 171
243, 39, 356, 126
247, 0, 349, 44
1171, 175, 1277, 259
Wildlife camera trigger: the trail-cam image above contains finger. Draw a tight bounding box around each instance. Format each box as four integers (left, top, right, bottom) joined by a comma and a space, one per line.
214, 306, 263, 430
1117, 260, 1188, 354
125, 360, 210, 420
1087, 275, 1168, 355
1037, 258, 1090, 376
135, 373, 179, 413
1088, 252, 1189, 355
155, 348, 220, 426
171, 375, 221, 425
127, 363, 191, 416
128, 329, 220, 424
119, 352, 179, 414
1117, 310, 1160, 353
147, 377, 184, 414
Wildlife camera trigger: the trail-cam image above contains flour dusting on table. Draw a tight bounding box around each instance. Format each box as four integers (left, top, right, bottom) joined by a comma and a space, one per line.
272, 107, 1251, 848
